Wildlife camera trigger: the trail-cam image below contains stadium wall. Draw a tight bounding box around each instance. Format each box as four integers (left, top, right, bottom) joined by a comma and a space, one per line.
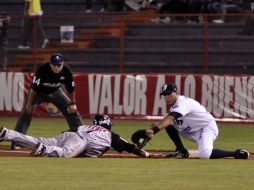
0, 72, 253, 122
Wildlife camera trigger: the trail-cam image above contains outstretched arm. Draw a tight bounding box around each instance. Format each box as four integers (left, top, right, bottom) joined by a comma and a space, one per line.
146, 115, 175, 137
66, 91, 77, 113
131, 115, 175, 148
111, 132, 151, 158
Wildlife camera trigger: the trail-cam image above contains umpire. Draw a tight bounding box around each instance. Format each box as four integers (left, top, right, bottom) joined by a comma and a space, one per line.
11, 53, 83, 149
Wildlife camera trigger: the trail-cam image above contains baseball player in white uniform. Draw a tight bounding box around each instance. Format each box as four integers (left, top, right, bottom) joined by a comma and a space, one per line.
132, 83, 250, 159
0, 115, 154, 158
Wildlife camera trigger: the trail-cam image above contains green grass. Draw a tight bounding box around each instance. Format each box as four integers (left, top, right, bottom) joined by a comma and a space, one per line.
0, 117, 254, 190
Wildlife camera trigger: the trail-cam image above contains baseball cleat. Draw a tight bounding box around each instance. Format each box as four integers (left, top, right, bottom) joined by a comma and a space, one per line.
0, 126, 7, 142
166, 149, 189, 159
10, 142, 21, 150
235, 149, 250, 159
31, 142, 46, 157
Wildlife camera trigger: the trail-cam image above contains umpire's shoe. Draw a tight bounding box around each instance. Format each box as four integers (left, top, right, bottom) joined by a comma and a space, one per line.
234, 149, 250, 159
167, 149, 189, 159
31, 142, 46, 157
0, 127, 7, 141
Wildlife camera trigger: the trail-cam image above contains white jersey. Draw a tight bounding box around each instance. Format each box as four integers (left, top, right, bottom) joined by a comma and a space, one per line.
169, 95, 216, 136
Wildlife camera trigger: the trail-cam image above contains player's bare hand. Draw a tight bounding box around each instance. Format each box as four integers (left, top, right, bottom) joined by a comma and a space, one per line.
148, 152, 165, 158
67, 104, 77, 113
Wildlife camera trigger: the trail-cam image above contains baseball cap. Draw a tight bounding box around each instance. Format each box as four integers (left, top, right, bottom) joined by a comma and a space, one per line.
50, 53, 64, 66
160, 83, 177, 96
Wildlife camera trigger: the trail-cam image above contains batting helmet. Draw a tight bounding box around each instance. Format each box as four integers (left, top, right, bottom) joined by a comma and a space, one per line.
50, 53, 64, 66
160, 83, 177, 96
93, 114, 112, 130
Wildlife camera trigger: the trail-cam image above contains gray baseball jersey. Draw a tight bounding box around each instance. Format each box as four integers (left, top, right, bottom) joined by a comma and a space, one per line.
3, 124, 147, 158
4, 125, 111, 157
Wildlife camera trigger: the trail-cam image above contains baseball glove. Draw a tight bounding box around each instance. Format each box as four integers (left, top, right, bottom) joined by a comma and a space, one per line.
131, 129, 151, 149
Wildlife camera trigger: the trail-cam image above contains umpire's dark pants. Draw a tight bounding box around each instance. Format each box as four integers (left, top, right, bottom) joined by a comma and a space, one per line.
14, 88, 83, 134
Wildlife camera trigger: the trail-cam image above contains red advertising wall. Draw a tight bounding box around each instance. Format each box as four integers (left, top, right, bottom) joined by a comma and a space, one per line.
0, 72, 253, 121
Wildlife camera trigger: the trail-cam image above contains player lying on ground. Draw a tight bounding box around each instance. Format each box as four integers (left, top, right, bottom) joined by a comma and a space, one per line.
0, 115, 157, 158
131, 83, 250, 159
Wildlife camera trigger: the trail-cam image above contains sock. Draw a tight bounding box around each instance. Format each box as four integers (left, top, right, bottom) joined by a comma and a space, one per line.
210, 149, 235, 159
165, 125, 186, 151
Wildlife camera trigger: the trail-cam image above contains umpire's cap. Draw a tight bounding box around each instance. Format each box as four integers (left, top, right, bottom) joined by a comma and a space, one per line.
160, 83, 177, 96
50, 53, 64, 66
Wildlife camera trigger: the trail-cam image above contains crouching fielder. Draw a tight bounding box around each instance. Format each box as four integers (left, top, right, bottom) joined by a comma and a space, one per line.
131, 83, 250, 159
0, 115, 155, 158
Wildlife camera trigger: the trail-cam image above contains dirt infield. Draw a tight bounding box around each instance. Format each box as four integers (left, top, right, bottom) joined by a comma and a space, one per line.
0, 145, 253, 159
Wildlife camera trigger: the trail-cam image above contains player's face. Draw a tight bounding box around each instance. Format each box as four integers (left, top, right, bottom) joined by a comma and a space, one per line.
164, 92, 177, 105
50, 64, 63, 73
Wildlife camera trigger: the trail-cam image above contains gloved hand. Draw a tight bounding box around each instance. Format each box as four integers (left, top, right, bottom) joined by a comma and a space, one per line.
131, 129, 151, 149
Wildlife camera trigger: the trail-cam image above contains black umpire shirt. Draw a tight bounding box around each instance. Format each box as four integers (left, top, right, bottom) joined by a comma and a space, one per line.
31, 62, 75, 94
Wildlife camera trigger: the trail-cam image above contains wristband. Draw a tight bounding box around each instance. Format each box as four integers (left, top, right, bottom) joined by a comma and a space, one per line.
69, 102, 76, 105
151, 126, 160, 134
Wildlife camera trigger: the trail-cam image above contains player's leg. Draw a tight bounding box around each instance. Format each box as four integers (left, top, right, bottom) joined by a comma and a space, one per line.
33, 132, 87, 157
36, 16, 49, 48
210, 147, 249, 159
165, 125, 189, 158
50, 89, 83, 131
207, 123, 235, 159
197, 127, 217, 159
14, 90, 45, 134
14, 110, 32, 134
20, 17, 32, 47
1, 127, 39, 149
196, 123, 247, 159
11, 93, 44, 149
1, 126, 85, 156
2, 126, 63, 150
36, 17, 46, 40
11, 112, 32, 150
200, 123, 250, 159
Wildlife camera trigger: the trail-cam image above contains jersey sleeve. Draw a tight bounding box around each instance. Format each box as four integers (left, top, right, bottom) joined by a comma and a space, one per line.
64, 66, 75, 93
31, 67, 43, 91
170, 96, 192, 117
111, 132, 150, 157
168, 112, 183, 120
111, 132, 136, 153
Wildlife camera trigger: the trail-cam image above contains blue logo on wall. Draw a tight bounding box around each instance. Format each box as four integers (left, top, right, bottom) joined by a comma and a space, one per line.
63, 31, 73, 40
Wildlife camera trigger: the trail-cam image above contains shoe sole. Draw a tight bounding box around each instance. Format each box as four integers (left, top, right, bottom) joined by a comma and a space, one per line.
10, 145, 21, 150
0, 127, 6, 141
237, 149, 250, 159
243, 150, 250, 159
31, 143, 43, 157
